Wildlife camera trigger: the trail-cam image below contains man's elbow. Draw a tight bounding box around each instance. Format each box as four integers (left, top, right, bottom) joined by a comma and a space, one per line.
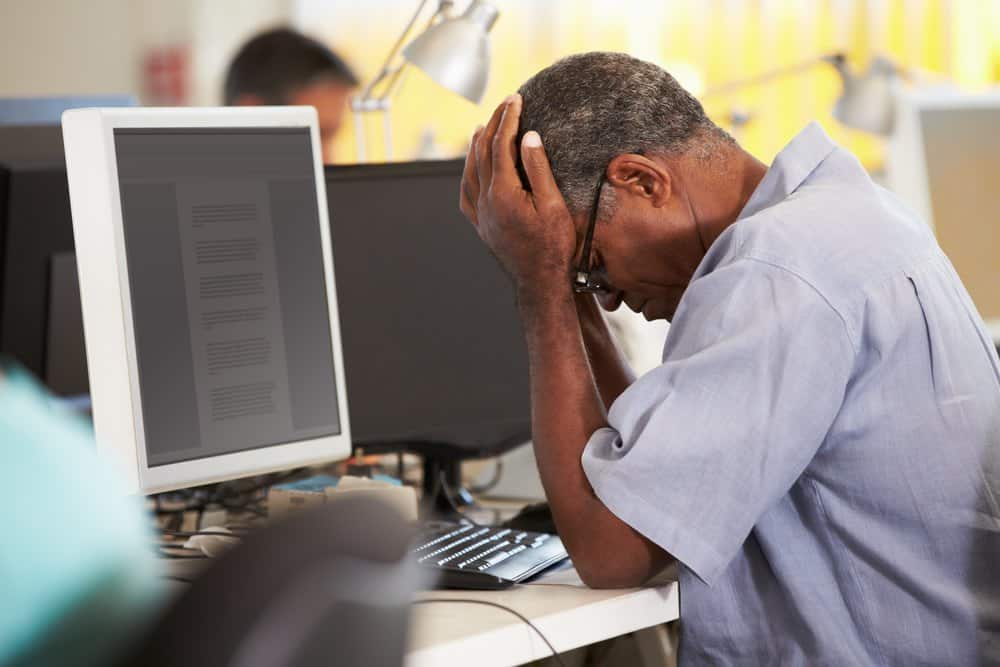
553, 492, 672, 588
572, 552, 654, 589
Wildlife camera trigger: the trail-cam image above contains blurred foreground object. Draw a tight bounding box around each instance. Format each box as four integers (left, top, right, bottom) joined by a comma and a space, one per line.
0, 361, 163, 667
123, 498, 426, 667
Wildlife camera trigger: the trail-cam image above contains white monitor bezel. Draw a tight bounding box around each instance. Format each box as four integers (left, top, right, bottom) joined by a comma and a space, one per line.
62, 106, 352, 494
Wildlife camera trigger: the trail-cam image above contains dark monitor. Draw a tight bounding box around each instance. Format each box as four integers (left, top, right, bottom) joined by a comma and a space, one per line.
0, 127, 82, 394
325, 160, 531, 461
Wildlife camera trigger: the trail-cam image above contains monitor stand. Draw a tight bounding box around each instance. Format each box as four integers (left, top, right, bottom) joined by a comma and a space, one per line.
421, 454, 474, 516
357, 433, 530, 518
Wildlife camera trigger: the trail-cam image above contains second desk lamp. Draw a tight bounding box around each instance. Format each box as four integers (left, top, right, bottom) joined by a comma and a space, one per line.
703, 52, 903, 136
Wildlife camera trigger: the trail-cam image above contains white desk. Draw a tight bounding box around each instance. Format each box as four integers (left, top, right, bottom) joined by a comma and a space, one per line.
407, 568, 679, 667
164, 557, 679, 667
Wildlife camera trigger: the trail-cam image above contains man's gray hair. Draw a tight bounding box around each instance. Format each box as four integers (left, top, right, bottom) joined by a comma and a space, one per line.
516, 52, 733, 216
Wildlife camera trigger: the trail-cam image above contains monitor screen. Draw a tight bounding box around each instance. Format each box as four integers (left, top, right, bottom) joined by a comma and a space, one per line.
45, 252, 88, 396
325, 160, 531, 454
114, 127, 341, 466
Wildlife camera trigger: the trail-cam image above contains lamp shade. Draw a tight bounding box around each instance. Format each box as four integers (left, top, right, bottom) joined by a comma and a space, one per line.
831, 56, 898, 136
402, 0, 499, 104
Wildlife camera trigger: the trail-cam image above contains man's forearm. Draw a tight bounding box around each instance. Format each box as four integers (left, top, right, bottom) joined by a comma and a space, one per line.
518, 287, 668, 587
575, 295, 636, 409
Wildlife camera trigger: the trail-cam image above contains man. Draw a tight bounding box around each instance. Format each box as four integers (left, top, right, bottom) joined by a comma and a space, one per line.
460, 52, 1000, 664
224, 27, 358, 162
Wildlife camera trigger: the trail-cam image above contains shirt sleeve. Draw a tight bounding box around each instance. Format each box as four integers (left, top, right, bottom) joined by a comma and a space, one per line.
582, 258, 855, 585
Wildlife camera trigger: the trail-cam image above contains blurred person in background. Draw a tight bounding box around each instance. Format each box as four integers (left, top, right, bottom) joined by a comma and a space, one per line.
224, 27, 358, 163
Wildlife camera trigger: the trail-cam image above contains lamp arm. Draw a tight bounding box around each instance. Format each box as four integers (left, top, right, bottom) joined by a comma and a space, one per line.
358, 0, 436, 103
702, 52, 844, 99
376, 4, 450, 104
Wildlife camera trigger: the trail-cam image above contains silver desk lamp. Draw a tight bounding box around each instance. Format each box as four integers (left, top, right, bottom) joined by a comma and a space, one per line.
703, 53, 902, 136
352, 0, 500, 162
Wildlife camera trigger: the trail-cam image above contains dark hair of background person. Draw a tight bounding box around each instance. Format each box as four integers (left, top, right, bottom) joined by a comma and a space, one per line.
223, 27, 359, 105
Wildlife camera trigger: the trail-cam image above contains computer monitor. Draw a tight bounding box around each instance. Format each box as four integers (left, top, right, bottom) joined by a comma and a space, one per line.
0, 126, 82, 392
62, 107, 351, 494
0, 117, 133, 397
887, 88, 1000, 345
324, 160, 532, 481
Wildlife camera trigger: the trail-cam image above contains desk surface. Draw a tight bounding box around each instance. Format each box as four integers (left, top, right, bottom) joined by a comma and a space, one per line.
407, 567, 679, 667
164, 559, 679, 667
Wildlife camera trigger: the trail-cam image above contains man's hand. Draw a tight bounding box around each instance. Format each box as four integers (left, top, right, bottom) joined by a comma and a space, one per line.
459, 94, 577, 294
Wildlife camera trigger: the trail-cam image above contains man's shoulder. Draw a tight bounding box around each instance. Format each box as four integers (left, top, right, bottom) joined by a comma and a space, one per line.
726, 171, 938, 301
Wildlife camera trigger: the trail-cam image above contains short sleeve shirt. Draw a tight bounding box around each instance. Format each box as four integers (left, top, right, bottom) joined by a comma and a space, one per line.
582, 123, 1000, 665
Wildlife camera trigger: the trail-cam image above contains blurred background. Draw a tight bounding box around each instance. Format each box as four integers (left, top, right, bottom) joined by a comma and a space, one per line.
2, 0, 999, 385
2, 0, 999, 169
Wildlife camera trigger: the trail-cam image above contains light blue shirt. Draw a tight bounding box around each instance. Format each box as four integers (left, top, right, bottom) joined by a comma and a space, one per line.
582, 123, 1000, 665
0, 363, 164, 667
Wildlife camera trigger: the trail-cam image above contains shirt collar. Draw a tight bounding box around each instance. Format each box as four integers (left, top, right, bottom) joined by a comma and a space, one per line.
737, 121, 838, 221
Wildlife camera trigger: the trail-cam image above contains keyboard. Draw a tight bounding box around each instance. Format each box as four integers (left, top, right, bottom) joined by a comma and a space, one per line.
414, 521, 568, 590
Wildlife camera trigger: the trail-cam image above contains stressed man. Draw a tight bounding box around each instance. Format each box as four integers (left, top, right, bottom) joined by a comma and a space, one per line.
460, 52, 1000, 664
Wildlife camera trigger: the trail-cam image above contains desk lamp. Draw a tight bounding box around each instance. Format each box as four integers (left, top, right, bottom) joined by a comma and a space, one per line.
703, 52, 902, 136
352, 0, 500, 161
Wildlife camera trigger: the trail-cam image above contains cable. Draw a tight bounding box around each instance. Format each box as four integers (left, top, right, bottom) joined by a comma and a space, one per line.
152, 467, 308, 516
467, 459, 504, 495
220, 501, 267, 517
161, 528, 247, 538
437, 470, 465, 517
412, 598, 567, 667
156, 552, 210, 560
436, 470, 486, 527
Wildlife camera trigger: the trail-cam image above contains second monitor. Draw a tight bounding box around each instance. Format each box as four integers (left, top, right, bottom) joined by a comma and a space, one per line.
326, 160, 532, 461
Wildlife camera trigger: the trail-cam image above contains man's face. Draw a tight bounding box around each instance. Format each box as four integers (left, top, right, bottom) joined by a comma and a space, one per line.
288, 80, 354, 162
577, 167, 706, 322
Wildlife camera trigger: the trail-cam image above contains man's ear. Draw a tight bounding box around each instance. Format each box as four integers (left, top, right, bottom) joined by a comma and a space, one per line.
606, 153, 671, 207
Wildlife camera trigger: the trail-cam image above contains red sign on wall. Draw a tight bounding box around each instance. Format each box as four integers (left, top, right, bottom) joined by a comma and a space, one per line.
143, 45, 190, 105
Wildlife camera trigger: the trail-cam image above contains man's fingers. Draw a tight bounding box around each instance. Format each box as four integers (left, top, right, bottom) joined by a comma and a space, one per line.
520, 131, 563, 209
475, 99, 509, 194
491, 94, 521, 189
460, 126, 483, 225
460, 180, 479, 226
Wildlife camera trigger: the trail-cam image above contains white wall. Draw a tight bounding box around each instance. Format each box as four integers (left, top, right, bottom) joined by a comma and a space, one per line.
0, 0, 293, 104
190, 0, 295, 105
0, 0, 139, 97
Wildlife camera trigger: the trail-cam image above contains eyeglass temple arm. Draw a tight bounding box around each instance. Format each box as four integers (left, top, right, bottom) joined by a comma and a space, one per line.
574, 177, 605, 280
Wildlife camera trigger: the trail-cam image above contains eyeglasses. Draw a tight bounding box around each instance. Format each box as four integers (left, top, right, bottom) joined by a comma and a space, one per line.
572, 174, 609, 294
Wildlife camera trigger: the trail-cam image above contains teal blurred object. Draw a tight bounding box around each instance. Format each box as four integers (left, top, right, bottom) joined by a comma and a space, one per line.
0, 360, 164, 667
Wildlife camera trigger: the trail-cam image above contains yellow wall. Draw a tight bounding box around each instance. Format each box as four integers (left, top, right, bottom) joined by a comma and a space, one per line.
301, 0, 1000, 168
